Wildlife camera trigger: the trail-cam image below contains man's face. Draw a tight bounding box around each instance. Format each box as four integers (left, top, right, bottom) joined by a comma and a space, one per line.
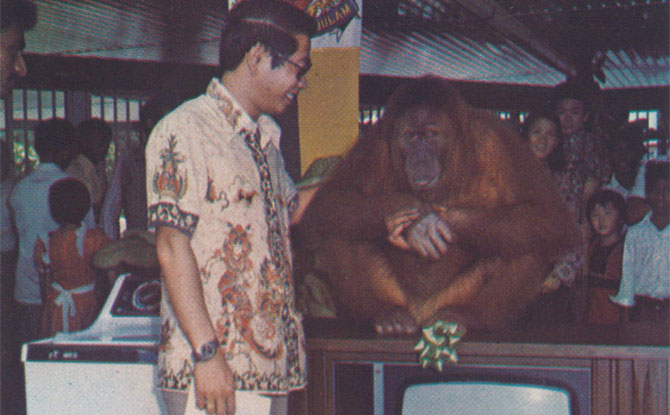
555, 98, 588, 137
254, 34, 311, 117
0, 24, 28, 99
647, 178, 670, 218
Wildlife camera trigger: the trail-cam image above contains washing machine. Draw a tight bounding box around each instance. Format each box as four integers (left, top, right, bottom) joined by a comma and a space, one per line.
22, 273, 166, 414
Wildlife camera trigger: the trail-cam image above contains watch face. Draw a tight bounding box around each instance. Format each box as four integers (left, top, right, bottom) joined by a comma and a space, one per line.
195, 339, 219, 362
201, 342, 216, 358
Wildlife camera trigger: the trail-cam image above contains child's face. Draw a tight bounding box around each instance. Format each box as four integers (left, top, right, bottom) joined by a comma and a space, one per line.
590, 202, 621, 238
555, 98, 588, 137
646, 178, 670, 217
527, 118, 559, 160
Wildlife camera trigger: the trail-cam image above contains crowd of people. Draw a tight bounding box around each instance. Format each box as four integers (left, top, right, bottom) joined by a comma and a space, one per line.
520, 80, 669, 326
0, 0, 668, 414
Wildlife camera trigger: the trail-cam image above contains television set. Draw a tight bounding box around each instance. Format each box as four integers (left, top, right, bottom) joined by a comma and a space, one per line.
332, 361, 589, 415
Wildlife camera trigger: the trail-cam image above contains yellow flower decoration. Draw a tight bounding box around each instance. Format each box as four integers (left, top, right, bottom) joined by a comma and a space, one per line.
414, 320, 465, 371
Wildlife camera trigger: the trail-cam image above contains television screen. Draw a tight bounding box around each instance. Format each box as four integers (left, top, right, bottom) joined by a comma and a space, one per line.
401, 381, 571, 415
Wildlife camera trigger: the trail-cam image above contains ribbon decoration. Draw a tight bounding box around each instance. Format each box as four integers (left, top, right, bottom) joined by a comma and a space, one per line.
414, 320, 465, 372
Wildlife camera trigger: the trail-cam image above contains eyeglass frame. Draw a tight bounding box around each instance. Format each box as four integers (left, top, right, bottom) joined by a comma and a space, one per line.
269, 48, 312, 80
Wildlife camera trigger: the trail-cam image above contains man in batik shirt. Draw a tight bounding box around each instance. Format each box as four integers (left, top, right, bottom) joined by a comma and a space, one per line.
146, 1, 317, 414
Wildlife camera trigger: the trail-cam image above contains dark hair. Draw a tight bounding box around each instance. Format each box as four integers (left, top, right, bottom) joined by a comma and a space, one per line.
219, 0, 316, 74
34, 118, 75, 162
76, 118, 112, 164
586, 189, 627, 229
382, 76, 464, 128
140, 92, 184, 137
645, 160, 670, 194
607, 122, 645, 156
521, 110, 566, 172
48, 178, 91, 226
1, 0, 37, 32
551, 80, 597, 114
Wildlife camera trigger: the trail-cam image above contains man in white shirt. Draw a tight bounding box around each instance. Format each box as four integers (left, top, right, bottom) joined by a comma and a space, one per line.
611, 161, 669, 321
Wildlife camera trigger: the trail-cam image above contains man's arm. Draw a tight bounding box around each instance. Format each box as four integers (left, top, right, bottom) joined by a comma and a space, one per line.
156, 226, 235, 415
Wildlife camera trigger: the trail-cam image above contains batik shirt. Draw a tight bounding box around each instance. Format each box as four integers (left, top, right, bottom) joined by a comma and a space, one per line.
146, 78, 306, 394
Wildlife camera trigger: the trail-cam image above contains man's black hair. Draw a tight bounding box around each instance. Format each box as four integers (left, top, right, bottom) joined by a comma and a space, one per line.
34, 118, 75, 162
219, 0, 316, 74
140, 92, 184, 137
76, 118, 112, 164
1, 0, 37, 32
551, 80, 598, 113
645, 160, 670, 194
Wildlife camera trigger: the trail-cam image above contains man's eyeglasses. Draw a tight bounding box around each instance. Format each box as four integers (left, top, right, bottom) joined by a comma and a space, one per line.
272, 50, 312, 80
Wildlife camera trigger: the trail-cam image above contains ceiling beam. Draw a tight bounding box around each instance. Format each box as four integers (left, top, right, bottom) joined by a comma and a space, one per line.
450, 0, 577, 78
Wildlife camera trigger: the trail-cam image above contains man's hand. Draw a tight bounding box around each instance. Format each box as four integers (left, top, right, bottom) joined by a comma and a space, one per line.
194, 351, 236, 415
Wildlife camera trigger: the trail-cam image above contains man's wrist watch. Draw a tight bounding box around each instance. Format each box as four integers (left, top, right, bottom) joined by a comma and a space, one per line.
192, 338, 220, 363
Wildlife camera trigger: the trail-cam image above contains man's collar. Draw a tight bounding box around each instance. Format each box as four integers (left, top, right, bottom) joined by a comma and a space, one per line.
205, 78, 281, 149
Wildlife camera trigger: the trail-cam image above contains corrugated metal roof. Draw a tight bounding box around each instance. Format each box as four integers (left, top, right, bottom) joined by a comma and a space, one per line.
21, 0, 670, 89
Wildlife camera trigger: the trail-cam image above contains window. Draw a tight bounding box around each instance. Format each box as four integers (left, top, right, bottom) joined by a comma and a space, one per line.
89, 93, 144, 177
4, 88, 66, 176
359, 106, 384, 127
497, 111, 512, 121
628, 109, 658, 131
628, 109, 663, 159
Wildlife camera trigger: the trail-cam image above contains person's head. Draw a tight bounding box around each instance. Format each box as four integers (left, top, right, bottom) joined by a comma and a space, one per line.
645, 161, 670, 218
522, 111, 560, 158
607, 123, 646, 177
521, 111, 565, 171
34, 118, 77, 169
0, 0, 37, 99
48, 178, 90, 226
140, 92, 184, 139
219, 0, 316, 118
586, 189, 626, 240
76, 118, 112, 164
552, 81, 591, 137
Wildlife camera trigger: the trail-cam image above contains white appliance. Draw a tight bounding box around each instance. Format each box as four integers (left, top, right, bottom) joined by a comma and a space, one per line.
22, 273, 166, 415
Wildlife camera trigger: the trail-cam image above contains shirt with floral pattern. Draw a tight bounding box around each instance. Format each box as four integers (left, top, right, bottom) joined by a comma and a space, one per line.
146, 77, 306, 394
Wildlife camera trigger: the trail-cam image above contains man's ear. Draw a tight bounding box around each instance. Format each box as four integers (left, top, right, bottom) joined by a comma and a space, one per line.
245, 43, 268, 75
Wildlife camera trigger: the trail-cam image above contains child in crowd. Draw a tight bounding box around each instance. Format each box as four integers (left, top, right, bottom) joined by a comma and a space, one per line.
610, 161, 670, 322
584, 190, 627, 325
34, 178, 110, 337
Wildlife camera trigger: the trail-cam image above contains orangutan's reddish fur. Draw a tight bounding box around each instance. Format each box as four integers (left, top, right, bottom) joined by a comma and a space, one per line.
294, 77, 581, 330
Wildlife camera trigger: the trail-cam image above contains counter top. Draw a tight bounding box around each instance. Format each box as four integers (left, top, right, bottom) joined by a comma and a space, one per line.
305, 319, 670, 360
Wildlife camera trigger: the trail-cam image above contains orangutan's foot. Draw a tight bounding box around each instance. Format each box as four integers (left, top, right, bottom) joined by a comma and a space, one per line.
373, 307, 419, 336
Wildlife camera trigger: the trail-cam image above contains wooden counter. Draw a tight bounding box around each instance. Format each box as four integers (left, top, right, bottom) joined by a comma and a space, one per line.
299, 320, 669, 415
